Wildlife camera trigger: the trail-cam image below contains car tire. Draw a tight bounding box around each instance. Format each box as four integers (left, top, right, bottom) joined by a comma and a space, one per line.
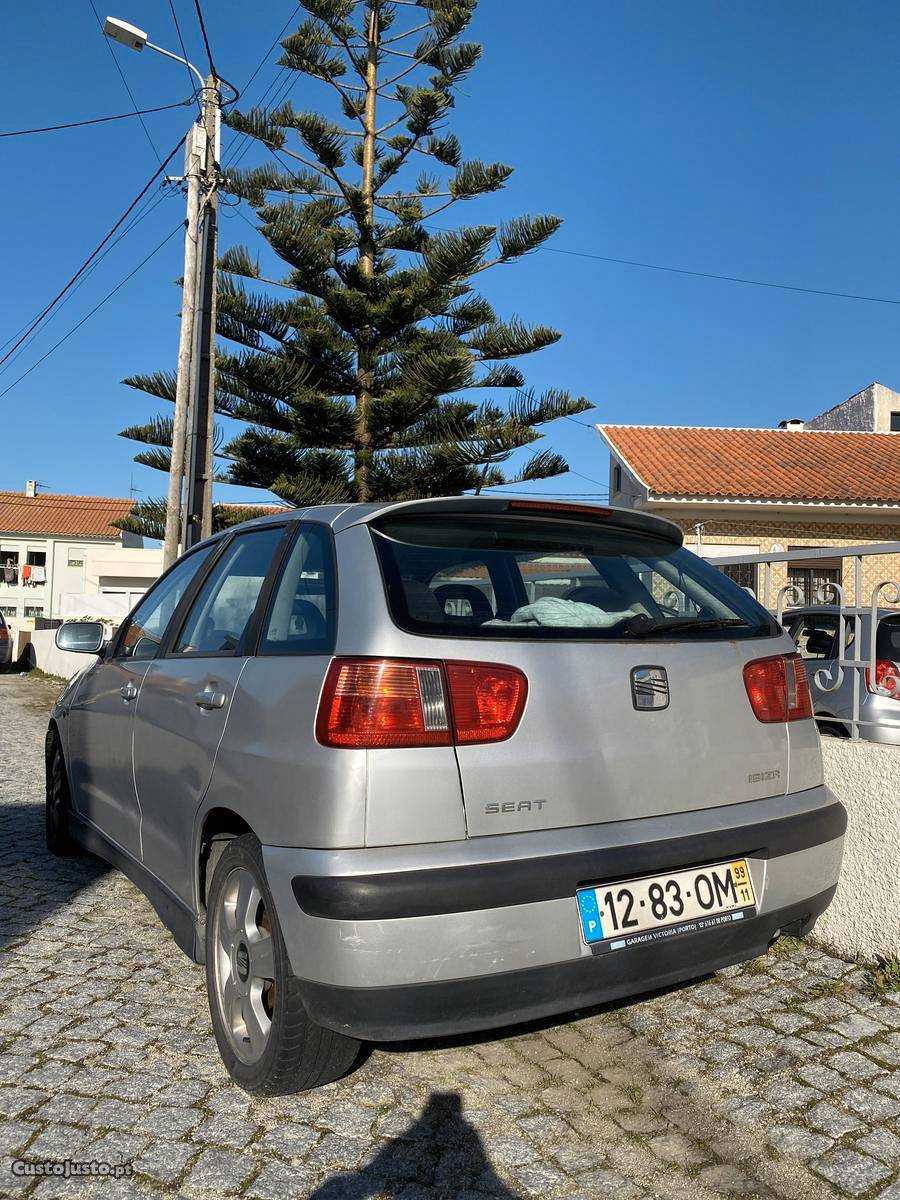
45, 728, 79, 856
204, 833, 360, 1094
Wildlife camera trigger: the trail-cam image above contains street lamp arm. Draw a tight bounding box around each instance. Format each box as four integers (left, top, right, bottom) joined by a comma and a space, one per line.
146, 41, 205, 89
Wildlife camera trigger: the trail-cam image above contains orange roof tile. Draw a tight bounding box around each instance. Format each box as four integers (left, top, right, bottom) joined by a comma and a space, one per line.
0, 492, 134, 539
599, 426, 900, 505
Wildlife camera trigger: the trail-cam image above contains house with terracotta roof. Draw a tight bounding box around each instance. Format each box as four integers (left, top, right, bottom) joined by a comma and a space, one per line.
0, 483, 158, 628
598, 383, 900, 606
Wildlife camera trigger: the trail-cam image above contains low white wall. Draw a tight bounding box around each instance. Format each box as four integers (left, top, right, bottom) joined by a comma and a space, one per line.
26, 629, 97, 679
816, 738, 900, 960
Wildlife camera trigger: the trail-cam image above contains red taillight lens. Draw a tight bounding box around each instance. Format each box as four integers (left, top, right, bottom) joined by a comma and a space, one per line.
0, 627, 7, 641
316, 659, 450, 748
316, 658, 528, 748
445, 662, 528, 744
866, 659, 900, 700
743, 653, 812, 723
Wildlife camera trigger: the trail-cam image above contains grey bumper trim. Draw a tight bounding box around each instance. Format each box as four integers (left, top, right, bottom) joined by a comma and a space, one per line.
292, 798, 846, 921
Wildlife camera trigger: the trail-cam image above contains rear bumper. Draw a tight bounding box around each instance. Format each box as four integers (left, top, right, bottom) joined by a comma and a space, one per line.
262, 786, 845, 1041
298, 886, 836, 1041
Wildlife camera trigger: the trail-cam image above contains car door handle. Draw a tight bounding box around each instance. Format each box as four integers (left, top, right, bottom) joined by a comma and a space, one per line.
194, 687, 227, 711
120, 682, 138, 702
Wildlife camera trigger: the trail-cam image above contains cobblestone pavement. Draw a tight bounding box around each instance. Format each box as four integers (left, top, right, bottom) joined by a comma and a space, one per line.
1, 673, 898, 1200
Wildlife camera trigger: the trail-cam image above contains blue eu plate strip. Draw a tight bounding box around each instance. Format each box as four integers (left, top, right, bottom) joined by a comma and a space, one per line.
577, 888, 604, 944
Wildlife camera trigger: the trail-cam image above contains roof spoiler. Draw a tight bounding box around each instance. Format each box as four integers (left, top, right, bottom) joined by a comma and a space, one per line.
335, 495, 684, 546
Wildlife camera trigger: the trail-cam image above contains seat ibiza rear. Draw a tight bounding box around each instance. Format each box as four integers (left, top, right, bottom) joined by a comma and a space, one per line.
47, 498, 846, 1093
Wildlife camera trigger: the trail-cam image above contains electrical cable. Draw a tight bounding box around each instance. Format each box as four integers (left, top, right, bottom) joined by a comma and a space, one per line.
0, 184, 178, 367
87, 0, 163, 163
544, 246, 900, 308
1, 98, 195, 138
0, 133, 186, 371
0, 223, 185, 400
167, 0, 203, 115
191, 0, 217, 77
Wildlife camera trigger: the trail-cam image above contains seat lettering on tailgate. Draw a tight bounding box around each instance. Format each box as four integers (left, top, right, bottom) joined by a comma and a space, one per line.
485, 800, 548, 814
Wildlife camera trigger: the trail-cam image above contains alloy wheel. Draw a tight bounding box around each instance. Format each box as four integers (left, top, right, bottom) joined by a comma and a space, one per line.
211, 865, 276, 1065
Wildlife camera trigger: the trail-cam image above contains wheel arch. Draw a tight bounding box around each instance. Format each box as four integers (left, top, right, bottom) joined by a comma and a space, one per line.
196, 807, 257, 918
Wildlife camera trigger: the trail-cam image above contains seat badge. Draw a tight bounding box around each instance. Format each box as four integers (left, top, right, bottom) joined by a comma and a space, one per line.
631, 666, 669, 711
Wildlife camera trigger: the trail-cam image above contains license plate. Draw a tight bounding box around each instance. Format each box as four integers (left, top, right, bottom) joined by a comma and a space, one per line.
577, 859, 757, 952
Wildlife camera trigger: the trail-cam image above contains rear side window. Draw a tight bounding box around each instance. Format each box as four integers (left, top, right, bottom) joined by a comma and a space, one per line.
876, 617, 900, 660
371, 515, 774, 640
259, 524, 335, 655
174, 528, 284, 656
790, 615, 839, 660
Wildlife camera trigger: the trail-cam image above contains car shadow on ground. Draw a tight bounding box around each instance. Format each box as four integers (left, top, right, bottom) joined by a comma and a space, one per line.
306, 1091, 523, 1199
0, 801, 108, 951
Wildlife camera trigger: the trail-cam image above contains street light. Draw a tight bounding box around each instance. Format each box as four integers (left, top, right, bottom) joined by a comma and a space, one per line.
103, 16, 206, 89
103, 15, 220, 562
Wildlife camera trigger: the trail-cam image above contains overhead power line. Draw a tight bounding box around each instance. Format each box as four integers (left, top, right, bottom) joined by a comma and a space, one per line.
0, 133, 186, 371
87, 0, 162, 163
0, 98, 195, 138
192, 0, 218, 76
0, 222, 185, 400
167, 0, 203, 115
545, 246, 900, 308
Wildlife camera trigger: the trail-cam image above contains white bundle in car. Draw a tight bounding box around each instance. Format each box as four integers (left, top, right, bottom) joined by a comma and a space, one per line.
486, 596, 636, 628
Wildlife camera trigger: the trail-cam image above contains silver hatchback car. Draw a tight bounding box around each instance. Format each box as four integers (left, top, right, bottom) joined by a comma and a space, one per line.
784, 606, 900, 744
47, 498, 846, 1094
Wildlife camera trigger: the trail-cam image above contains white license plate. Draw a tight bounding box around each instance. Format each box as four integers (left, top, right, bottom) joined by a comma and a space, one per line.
577, 859, 757, 952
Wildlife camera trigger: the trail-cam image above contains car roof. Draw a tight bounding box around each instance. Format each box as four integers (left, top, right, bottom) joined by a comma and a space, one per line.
783, 606, 900, 619
213, 496, 685, 544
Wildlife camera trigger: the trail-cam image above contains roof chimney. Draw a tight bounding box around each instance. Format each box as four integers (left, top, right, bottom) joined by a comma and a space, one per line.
777, 418, 805, 431
25, 480, 36, 498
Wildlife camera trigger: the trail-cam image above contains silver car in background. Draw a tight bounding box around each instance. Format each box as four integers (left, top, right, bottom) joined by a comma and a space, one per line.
784, 606, 900, 744
47, 498, 846, 1094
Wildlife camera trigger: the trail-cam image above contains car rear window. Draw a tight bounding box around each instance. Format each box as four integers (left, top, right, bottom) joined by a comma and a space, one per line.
371, 514, 775, 640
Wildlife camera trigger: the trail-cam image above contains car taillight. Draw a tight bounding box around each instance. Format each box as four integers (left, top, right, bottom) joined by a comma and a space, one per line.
743, 653, 812, 723
445, 662, 528, 744
0, 627, 7, 641
316, 658, 527, 749
866, 659, 900, 700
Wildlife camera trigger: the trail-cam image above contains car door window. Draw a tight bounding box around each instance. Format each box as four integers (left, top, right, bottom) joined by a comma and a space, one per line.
259, 524, 335, 654
791, 615, 839, 660
173, 527, 284, 656
116, 544, 215, 661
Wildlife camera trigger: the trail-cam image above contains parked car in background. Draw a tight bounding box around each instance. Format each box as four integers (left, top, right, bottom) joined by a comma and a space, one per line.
0, 611, 12, 668
45, 498, 846, 1094
783, 606, 900, 744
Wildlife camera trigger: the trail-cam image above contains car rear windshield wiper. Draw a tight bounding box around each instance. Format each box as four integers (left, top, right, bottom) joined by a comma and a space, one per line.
625, 614, 749, 638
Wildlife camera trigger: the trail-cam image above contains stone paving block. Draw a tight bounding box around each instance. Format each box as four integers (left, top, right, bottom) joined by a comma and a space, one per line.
245, 1161, 319, 1199
830, 1050, 888, 1080
811, 1147, 892, 1196
182, 1148, 257, 1195
760, 1080, 822, 1110
844, 1086, 900, 1120
134, 1138, 197, 1184
766, 1123, 833, 1161
807, 1100, 865, 1137
855, 1127, 900, 1165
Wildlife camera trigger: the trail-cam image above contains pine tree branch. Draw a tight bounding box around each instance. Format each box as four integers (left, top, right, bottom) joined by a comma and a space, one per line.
381, 21, 432, 45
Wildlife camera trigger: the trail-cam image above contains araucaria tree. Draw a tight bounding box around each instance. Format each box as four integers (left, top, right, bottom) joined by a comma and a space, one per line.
121, 0, 590, 515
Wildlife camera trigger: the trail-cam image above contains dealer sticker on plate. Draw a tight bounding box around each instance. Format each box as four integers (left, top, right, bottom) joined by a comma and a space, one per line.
577, 859, 757, 953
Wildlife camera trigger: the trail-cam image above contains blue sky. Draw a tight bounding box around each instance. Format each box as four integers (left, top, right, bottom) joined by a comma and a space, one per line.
3, 1, 900, 505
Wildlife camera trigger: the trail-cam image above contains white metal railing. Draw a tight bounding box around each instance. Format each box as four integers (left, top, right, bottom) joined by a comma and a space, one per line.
711, 542, 900, 741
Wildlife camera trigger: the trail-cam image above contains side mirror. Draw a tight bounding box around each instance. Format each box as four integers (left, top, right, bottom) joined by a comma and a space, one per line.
55, 621, 105, 654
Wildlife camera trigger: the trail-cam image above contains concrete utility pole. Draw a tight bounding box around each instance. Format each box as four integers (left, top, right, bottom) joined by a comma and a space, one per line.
163, 124, 203, 570
101, 17, 221, 565
184, 74, 221, 550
